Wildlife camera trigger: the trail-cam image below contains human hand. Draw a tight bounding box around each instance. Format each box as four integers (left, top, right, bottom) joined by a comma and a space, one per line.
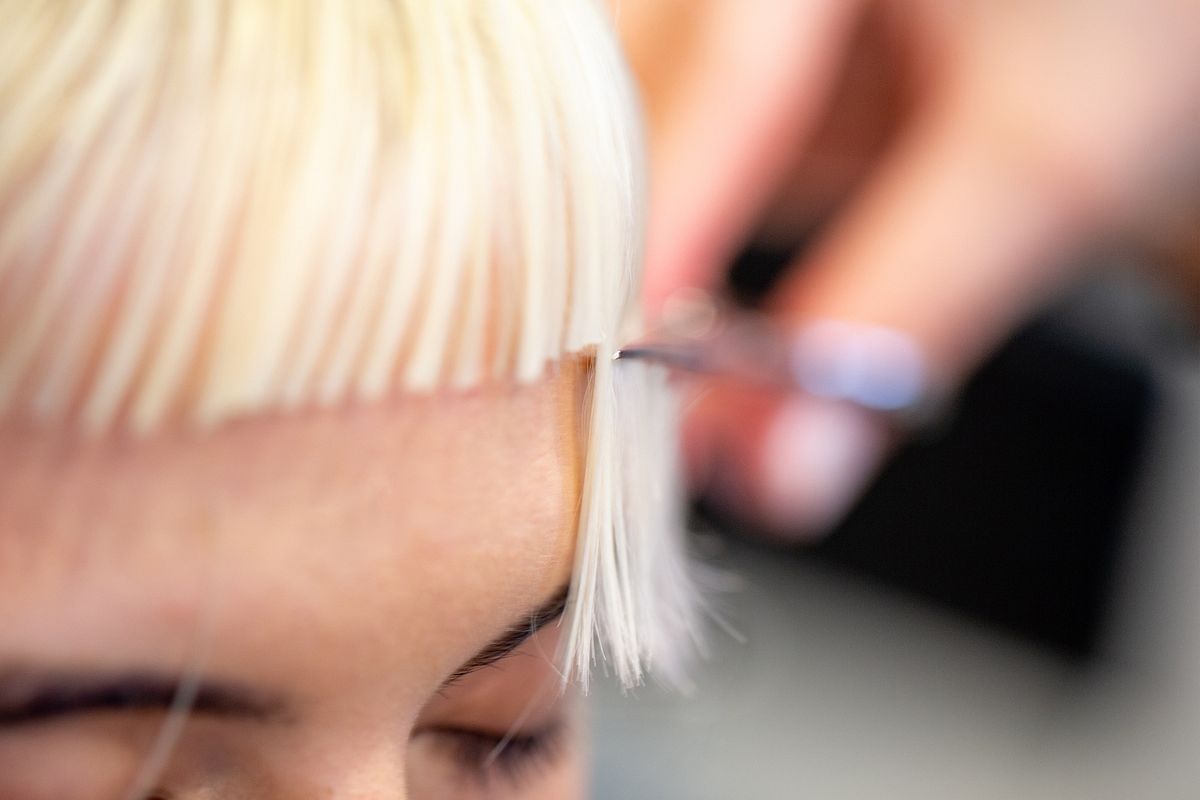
619, 0, 1200, 536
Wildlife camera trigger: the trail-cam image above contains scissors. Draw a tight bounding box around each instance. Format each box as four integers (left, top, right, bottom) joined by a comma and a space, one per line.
615, 295, 946, 431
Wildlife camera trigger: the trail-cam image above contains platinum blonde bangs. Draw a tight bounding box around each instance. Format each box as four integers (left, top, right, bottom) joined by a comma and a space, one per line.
0, 0, 699, 690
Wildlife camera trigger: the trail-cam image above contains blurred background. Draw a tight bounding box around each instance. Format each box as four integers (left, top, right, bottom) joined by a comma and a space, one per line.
591, 264, 1200, 799
592, 2, 1200, 795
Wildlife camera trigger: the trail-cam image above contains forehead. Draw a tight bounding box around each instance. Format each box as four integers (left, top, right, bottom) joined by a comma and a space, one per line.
0, 367, 582, 703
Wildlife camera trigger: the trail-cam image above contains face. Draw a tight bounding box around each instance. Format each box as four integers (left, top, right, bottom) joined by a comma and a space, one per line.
0, 362, 587, 798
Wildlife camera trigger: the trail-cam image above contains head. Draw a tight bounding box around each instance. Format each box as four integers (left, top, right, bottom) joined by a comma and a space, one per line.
0, 1, 698, 796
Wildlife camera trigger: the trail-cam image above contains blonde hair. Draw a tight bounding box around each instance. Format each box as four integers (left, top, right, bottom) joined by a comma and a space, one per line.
0, 0, 698, 689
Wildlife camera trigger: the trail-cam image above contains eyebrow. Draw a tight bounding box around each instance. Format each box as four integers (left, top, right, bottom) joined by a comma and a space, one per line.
0, 668, 289, 726
0, 586, 570, 726
443, 585, 569, 686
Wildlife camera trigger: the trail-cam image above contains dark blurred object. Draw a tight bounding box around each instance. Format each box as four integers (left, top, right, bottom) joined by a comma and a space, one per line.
700, 246, 1158, 661
1138, 205, 1200, 325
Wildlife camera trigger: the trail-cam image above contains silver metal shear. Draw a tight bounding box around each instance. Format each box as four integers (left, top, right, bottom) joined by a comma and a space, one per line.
614, 295, 945, 431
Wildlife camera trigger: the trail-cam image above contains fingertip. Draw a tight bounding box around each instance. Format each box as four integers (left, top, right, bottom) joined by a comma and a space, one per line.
688, 383, 889, 542
758, 395, 888, 538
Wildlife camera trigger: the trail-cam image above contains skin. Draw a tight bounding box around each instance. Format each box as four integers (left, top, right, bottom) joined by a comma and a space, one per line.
619, 0, 1200, 535
0, 360, 588, 799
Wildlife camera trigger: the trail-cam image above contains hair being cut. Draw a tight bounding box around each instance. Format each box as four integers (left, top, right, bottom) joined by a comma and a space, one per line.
0, 0, 699, 689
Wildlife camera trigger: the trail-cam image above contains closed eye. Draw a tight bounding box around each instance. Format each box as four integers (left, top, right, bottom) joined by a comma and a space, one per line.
421, 717, 569, 789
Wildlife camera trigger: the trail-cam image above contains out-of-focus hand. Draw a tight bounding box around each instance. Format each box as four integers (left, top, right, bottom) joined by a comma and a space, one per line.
618, 0, 1200, 536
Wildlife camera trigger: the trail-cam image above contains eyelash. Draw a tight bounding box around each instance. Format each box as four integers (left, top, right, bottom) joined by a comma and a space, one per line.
433, 719, 567, 788
137, 728, 566, 800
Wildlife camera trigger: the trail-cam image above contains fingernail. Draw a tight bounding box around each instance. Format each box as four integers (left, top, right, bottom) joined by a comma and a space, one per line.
760, 397, 887, 537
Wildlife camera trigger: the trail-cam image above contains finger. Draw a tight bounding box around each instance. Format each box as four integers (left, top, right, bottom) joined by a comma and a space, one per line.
685, 378, 892, 535
637, 0, 867, 319
749, 83, 1112, 535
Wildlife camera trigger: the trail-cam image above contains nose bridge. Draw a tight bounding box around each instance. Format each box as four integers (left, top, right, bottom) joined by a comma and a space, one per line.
326, 772, 408, 800
315, 743, 409, 800
331, 780, 408, 800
